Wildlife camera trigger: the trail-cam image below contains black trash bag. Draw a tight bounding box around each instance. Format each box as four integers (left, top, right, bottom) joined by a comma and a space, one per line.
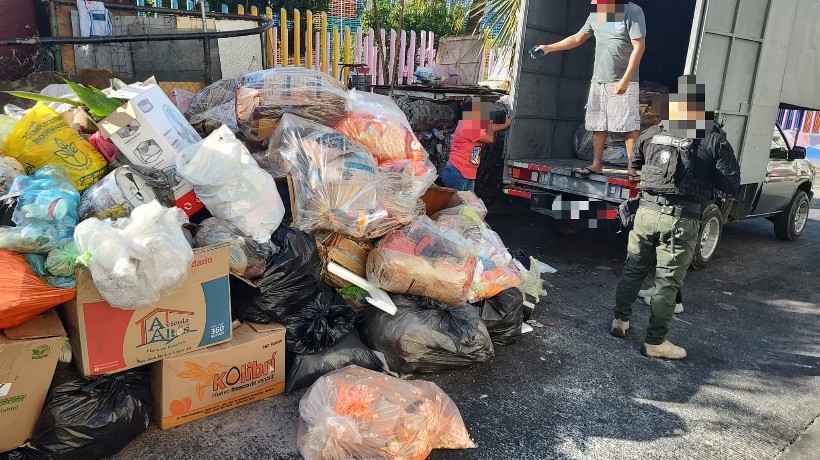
474, 288, 524, 346
230, 227, 323, 323
282, 289, 356, 354
286, 330, 382, 392
0, 195, 16, 227
0, 448, 46, 460
31, 371, 152, 460
361, 295, 494, 373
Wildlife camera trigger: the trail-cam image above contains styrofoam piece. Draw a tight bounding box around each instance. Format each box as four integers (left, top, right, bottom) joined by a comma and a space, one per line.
327, 262, 398, 315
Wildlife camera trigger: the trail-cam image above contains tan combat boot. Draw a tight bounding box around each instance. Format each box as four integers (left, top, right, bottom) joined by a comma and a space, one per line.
611, 319, 630, 338
642, 340, 687, 360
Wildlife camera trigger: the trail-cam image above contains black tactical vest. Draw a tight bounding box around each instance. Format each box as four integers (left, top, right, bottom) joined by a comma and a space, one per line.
641, 133, 716, 202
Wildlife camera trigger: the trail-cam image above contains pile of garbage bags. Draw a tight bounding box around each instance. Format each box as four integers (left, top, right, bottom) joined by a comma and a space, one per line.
0, 67, 553, 459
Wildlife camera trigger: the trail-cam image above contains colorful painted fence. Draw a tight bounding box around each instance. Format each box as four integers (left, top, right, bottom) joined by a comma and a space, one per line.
263, 8, 438, 86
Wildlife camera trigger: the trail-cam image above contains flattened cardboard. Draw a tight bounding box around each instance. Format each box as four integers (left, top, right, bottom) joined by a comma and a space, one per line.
152, 323, 286, 430
0, 311, 66, 452
64, 244, 233, 377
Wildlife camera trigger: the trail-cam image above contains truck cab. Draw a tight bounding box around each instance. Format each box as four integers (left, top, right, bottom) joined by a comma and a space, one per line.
501, 0, 820, 267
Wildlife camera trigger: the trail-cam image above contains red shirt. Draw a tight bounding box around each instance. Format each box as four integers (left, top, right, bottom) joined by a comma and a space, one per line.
448, 120, 487, 180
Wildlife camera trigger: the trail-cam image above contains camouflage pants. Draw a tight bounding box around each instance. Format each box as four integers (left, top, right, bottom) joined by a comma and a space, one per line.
614, 207, 700, 345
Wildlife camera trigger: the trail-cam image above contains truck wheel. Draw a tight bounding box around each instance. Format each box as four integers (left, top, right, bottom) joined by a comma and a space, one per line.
548, 218, 577, 236
691, 204, 723, 270
774, 190, 810, 241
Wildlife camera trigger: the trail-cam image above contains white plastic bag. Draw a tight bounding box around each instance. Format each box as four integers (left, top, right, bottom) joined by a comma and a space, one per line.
73, 201, 194, 309
177, 125, 284, 244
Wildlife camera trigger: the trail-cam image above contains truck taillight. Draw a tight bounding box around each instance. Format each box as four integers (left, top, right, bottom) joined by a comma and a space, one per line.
511, 167, 537, 182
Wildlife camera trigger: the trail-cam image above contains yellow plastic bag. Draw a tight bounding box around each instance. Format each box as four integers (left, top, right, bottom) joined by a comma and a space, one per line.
2, 104, 107, 191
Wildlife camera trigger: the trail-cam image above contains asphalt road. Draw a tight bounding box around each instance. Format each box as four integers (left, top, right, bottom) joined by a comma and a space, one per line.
115, 186, 820, 460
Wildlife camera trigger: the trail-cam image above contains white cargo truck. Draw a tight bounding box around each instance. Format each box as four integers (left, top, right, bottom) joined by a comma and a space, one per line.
503, 0, 819, 267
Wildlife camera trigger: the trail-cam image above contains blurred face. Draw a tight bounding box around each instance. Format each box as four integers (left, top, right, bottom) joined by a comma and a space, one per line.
591, 0, 626, 22
463, 98, 494, 127
668, 76, 714, 139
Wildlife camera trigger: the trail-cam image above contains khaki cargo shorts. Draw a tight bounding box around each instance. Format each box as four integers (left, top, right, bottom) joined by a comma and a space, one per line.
585, 82, 641, 133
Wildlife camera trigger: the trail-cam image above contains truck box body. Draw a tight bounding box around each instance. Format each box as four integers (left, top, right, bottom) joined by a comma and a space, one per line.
504, 0, 820, 214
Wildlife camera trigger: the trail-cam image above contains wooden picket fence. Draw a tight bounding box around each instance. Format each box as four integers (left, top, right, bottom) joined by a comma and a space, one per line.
261, 8, 437, 86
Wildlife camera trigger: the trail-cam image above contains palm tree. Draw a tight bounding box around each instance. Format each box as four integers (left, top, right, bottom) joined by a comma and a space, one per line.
470, 0, 521, 48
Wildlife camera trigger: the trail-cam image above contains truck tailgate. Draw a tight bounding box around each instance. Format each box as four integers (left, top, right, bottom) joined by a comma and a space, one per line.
504, 158, 638, 203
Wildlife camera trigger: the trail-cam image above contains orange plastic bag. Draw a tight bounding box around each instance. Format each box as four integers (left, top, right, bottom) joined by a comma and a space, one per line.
0, 250, 76, 329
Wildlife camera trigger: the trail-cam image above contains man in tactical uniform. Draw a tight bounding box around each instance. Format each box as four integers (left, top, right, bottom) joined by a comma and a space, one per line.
611, 76, 741, 359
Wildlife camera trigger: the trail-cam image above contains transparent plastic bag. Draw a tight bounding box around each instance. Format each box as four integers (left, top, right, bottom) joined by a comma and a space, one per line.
573, 124, 628, 166
0, 155, 25, 196
335, 114, 427, 164
73, 200, 194, 309
78, 165, 175, 221
185, 78, 238, 135
194, 217, 269, 279
237, 68, 349, 142
2, 104, 107, 191
0, 167, 80, 253
0, 249, 76, 329
268, 114, 407, 239
434, 206, 523, 302
25, 252, 75, 288
298, 365, 476, 460
367, 216, 477, 306
348, 89, 412, 130
362, 295, 494, 373
177, 125, 284, 244
170, 88, 196, 113
44, 240, 80, 277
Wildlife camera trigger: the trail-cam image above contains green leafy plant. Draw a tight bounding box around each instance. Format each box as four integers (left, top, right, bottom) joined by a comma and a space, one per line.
4, 79, 126, 121
470, 0, 521, 48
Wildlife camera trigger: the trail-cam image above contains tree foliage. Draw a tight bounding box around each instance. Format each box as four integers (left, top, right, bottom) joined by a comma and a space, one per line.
470, 0, 521, 48
360, 0, 472, 45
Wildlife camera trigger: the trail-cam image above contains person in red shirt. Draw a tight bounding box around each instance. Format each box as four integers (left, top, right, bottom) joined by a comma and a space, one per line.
442, 97, 512, 191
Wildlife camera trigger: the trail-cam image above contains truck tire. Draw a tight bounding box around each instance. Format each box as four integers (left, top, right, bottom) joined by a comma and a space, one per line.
774, 190, 810, 241
691, 204, 723, 270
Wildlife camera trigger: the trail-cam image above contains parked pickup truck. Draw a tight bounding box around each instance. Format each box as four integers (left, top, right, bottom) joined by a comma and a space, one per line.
500, 0, 820, 268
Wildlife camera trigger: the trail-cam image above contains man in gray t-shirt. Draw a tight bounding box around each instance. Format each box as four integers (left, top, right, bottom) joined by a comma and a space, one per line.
534, 0, 647, 179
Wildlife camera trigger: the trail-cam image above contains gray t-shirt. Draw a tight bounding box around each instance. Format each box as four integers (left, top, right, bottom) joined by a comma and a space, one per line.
580, 3, 647, 83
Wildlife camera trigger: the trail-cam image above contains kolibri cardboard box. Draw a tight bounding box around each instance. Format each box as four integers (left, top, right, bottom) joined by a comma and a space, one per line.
0, 310, 66, 452
64, 244, 233, 377
152, 322, 286, 430
97, 81, 204, 216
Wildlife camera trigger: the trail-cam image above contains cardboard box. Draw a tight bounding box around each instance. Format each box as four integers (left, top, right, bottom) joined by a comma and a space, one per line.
421, 186, 488, 219
0, 311, 66, 451
152, 322, 286, 430
64, 244, 233, 377
317, 233, 372, 288
97, 81, 204, 216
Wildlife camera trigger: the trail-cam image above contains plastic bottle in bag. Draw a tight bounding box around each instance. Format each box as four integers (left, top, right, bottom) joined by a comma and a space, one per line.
0, 167, 80, 254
